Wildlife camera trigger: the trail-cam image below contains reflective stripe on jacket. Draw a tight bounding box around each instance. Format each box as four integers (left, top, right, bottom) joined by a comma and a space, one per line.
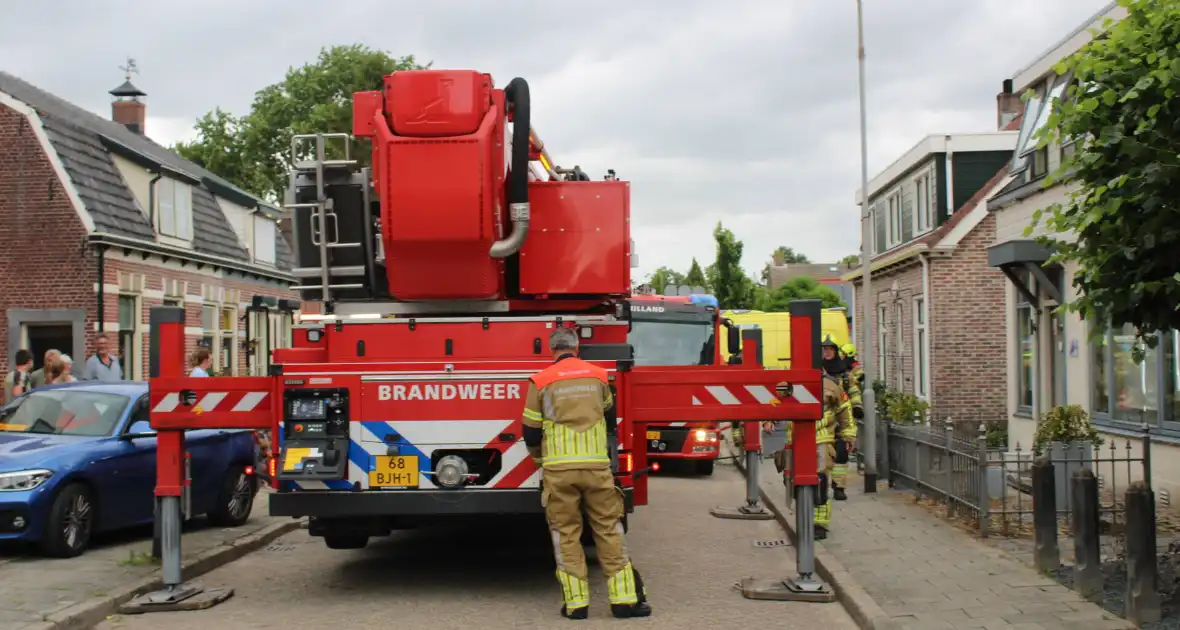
521, 355, 613, 470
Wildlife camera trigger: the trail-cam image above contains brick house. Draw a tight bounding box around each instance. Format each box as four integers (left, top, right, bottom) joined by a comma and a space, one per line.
844, 132, 1019, 422
0, 71, 299, 382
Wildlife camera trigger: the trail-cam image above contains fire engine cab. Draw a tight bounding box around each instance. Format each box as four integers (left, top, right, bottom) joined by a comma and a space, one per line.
146, 68, 824, 552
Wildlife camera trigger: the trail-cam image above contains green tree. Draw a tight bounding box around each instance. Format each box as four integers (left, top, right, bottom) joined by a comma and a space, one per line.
755, 276, 846, 312
684, 258, 707, 288
175, 44, 428, 201
707, 222, 756, 309
1031, 0, 1180, 351
760, 246, 811, 284
839, 254, 861, 266
649, 266, 686, 295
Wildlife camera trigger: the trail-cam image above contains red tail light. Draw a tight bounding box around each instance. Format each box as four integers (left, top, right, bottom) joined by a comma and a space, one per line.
652, 462, 661, 472
267, 457, 276, 479
244, 465, 255, 476
620, 451, 633, 474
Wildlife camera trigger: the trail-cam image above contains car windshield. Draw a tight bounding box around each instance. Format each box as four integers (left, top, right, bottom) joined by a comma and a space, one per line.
0, 390, 131, 437
629, 320, 715, 366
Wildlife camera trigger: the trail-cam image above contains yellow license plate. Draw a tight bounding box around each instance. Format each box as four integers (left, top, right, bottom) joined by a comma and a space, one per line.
369, 456, 419, 488
646, 431, 660, 440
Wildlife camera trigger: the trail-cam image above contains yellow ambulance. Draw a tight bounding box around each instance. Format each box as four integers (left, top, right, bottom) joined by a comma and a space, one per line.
720, 308, 850, 368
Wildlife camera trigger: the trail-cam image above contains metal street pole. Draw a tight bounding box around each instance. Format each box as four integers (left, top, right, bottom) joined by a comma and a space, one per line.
856, 0, 878, 493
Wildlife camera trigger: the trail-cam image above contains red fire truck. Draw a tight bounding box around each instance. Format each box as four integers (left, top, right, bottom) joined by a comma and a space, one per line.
628, 293, 735, 475
146, 69, 823, 553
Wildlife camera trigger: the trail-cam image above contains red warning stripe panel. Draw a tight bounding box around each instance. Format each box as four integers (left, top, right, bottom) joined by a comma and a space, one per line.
627, 367, 823, 424
149, 377, 275, 430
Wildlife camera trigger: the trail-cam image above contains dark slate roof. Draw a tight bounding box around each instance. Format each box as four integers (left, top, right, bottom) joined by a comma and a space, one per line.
0, 71, 293, 273
109, 80, 145, 98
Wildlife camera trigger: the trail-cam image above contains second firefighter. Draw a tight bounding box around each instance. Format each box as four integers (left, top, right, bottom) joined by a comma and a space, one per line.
783, 371, 854, 540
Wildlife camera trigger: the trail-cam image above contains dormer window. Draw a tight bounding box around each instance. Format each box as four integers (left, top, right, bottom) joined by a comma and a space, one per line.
157, 178, 193, 241
253, 213, 276, 265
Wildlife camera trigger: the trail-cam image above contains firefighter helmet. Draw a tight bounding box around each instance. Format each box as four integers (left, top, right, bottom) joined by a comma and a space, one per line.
821, 334, 839, 349
842, 343, 857, 358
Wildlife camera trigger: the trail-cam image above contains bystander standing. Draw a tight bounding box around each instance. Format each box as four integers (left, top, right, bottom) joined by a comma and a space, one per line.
82, 335, 122, 382
190, 347, 212, 377
29, 349, 61, 388
4, 350, 34, 404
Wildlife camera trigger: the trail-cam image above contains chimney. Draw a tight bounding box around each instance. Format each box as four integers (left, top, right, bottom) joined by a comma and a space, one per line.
278, 216, 294, 249
110, 59, 146, 134
772, 251, 785, 266
997, 78, 1022, 130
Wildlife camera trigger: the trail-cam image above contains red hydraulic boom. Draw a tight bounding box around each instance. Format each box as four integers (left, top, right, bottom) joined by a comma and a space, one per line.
138, 67, 824, 610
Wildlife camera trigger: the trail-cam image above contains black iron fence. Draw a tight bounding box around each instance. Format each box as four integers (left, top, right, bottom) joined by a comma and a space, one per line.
854, 410, 1151, 538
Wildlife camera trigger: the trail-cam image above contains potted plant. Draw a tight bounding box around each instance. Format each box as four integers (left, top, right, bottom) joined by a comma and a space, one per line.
1033, 404, 1103, 512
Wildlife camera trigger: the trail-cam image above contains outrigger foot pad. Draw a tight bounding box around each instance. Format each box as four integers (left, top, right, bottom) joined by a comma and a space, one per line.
119, 584, 234, 614
739, 577, 837, 603
710, 504, 774, 521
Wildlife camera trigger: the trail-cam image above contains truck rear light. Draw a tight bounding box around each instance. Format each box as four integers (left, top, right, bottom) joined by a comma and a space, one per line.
245, 465, 255, 476
620, 451, 633, 474
651, 462, 661, 472
268, 457, 276, 480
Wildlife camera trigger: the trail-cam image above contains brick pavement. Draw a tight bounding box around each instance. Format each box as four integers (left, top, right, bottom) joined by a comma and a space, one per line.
754, 458, 1133, 630
0, 493, 288, 630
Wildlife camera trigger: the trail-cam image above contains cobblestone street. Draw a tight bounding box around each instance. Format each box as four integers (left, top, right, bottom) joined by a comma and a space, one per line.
94, 466, 857, 630
0, 495, 293, 630
753, 455, 1134, 630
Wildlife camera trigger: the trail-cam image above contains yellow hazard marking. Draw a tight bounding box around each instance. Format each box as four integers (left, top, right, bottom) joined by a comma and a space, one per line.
0, 423, 28, 431
193, 406, 204, 416
767, 398, 781, 406
283, 448, 313, 471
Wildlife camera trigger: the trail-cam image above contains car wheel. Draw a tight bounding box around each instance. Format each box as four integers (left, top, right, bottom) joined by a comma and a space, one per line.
324, 534, 368, 550
696, 460, 716, 476
40, 483, 95, 558
207, 466, 257, 527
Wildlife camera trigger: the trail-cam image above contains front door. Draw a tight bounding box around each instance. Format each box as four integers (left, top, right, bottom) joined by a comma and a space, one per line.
25, 324, 73, 369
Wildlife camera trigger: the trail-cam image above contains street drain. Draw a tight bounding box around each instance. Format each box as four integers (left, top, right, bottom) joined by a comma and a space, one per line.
266, 545, 296, 552
752, 539, 788, 548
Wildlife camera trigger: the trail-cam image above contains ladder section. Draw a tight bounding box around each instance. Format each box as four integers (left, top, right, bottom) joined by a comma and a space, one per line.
286, 133, 386, 304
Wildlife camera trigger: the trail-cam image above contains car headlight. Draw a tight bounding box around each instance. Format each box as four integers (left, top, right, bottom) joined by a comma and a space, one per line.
0, 469, 53, 492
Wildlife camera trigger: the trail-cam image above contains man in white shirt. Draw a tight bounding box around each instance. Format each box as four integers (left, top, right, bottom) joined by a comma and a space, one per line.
82, 335, 123, 382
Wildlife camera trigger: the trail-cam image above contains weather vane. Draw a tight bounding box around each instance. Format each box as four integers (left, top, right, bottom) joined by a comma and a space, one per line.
118, 57, 139, 82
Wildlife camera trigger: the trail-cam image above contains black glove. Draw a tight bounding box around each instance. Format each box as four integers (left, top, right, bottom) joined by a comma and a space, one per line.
853, 406, 864, 420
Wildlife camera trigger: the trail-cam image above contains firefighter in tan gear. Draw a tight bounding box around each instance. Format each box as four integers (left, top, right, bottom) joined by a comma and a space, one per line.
522, 328, 652, 620
781, 372, 853, 540
822, 336, 859, 501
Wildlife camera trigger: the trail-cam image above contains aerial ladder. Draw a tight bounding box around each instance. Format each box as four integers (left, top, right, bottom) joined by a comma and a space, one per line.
129, 68, 828, 612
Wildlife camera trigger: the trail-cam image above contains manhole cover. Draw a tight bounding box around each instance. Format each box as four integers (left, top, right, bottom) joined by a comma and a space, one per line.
752, 539, 788, 548
266, 545, 296, 552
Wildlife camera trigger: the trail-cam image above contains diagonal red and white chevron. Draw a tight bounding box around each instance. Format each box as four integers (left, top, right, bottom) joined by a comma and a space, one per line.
689, 383, 818, 407
152, 391, 270, 414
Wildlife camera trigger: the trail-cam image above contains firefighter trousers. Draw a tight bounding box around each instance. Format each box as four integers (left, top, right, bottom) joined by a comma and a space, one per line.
832, 439, 849, 489
541, 467, 643, 610
816, 442, 836, 528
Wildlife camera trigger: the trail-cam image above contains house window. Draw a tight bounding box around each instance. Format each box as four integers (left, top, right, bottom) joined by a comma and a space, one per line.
913, 167, 936, 233
253, 214, 277, 265
1165, 332, 1180, 426
1016, 288, 1034, 412
220, 306, 237, 376
877, 305, 889, 385
894, 302, 905, 388
1013, 74, 1069, 178
887, 189, 902, 247
872, 203, 886, 255
156, 178, 194, 241
900, 187, 914, 243
117, 295, 139, 380
914, 297, 927, 398
201, 304, 217, 361
163, 297, 182, 308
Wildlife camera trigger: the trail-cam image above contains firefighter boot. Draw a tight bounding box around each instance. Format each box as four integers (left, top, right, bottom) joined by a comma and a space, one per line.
815, 525, 829, 540
610, 565, 652, 619
833, 486, 848, 501
561, 605, 589, 620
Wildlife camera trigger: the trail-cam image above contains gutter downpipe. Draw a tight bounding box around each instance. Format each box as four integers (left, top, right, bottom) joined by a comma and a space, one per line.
96, 244, 106, 338
920, 252, 932, 402
945, 135, 955, 220
148, 170, 163, 231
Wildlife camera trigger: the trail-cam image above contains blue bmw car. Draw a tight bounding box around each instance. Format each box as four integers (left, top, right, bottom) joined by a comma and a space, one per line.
0, 381, 260, 557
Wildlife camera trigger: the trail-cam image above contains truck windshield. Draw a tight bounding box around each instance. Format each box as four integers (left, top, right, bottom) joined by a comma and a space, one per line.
629, 320, 715, 366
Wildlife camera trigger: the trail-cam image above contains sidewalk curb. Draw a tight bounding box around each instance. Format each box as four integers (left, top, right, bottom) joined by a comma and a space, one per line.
24, 519, 303, 630
732, 448, 896, 630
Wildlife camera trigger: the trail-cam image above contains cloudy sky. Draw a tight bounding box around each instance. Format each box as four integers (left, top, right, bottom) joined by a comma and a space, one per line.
2, 0, 1111, 280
